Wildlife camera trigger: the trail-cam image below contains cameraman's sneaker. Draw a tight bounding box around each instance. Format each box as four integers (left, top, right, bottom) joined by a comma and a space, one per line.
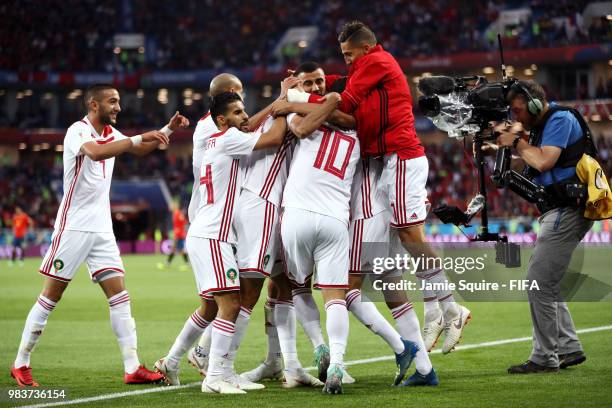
124, 365, 164, 384
314, 344, 330, 382
154, 358, 180, 385
202, 378, 246, 394
322, 364, 343, 395
225, 373, 265, 390
401, 368, 439, 386
393, 339, 419, 385
423, 309, 445, 352
187, 346, 208, 376
442, 305, 471, 354
241, 360, 282, 382
11, 366, 39, 387
282, 368, 323, 388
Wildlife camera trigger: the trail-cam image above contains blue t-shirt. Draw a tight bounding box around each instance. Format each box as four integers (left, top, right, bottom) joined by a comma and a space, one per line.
533, 103, 583, 186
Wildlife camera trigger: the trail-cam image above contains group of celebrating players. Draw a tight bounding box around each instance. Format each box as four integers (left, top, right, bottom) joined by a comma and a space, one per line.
10, 21, 470, 395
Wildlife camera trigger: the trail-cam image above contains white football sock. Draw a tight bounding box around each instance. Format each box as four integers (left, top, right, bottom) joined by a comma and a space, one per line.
264, 299, 282, 364
324, 300, 349, 366
225, 306, 252, 372
390, 303, 433, 374
274, 301, 301, 371
293, 288, 325, 348
195, 325, 212, 357
417, 268, 457, 316
108, 291, 140, 374
14, 295, 56, 368
346, 289, 404, 354
415, 269, 441, 315
207, 318, 235, 382
166, 310, 210, 370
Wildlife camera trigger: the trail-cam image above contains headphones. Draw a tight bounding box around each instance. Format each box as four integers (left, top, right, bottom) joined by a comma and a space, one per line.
512, 81, 543, 116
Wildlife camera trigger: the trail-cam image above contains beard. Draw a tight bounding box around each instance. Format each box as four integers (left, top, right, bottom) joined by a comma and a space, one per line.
99, 109, 116, 125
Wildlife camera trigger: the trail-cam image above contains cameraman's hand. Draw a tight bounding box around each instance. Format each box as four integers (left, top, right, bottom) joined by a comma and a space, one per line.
479, 142, 499, 155
496, 131, 516, 148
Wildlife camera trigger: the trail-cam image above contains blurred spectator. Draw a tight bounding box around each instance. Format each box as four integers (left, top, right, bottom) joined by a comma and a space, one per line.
0, 0, 608, 72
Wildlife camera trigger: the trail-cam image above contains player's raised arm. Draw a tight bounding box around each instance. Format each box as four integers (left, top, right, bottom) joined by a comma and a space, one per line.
272, 99, 356, 129
246, 76, 300, 131
253, 116, 288, 150
288, 93, 341, 139
80, 131, 170, 161
127, 111, 189, 156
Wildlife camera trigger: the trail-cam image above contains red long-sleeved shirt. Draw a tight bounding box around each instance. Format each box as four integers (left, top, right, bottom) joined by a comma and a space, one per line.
326, 45, 425, 160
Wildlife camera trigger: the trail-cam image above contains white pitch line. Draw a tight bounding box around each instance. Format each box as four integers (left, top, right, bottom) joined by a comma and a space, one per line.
17, 324, 612, 408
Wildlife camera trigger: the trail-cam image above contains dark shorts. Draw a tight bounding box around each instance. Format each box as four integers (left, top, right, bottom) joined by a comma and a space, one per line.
175, 238, 186, 251
13, 237, 24, 247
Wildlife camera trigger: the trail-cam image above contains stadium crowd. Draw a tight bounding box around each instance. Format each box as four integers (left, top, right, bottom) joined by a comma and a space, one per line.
2, 136, 610, 234
0, 0, 608, 72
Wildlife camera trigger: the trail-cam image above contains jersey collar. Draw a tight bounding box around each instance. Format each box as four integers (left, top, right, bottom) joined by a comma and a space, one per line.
82, 116, 113, 139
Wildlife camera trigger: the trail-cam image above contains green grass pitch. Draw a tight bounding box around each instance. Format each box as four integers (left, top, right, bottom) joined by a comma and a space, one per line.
1, 249, 611, 407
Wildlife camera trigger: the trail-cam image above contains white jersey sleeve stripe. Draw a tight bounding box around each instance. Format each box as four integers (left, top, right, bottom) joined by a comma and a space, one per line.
218, 159, 239, 241
42, 155, 84, 273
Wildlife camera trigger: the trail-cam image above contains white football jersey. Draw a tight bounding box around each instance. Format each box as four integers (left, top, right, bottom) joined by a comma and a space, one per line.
350, 157, 387, 220
188, 127, 260, 243
188, 112, 218, 222
282, 113, 360, 225
242, 115, 294, 206
54, 116, 127, 233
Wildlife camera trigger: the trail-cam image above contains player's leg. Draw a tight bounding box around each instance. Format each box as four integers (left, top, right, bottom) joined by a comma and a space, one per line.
166, 241, 176, 265
12, 230, 90, 387
155, 297, 215, 385
347, 214, 406, 356
313, 214, 350, 394
203, 290, 247, 394
233, 193, 281, 381
181, 241, 189, 264
11, 237, 20, 265
188, 293, 214, 376
18, 238, 25, 264
293, 278, 325, 350
276, 208, 322, 388
386, 154, 469, 354
241, 274, 283, 382
88, 231, 163, 384
12, 277, 67, 387
194, 239, 249, 393
98, 276, 162, 384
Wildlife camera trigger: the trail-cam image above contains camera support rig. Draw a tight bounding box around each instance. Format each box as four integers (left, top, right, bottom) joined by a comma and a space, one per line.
430, 35, 521, 267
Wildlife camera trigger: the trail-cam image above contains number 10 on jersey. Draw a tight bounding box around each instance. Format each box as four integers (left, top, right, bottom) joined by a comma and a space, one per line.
313, 128, 356, 180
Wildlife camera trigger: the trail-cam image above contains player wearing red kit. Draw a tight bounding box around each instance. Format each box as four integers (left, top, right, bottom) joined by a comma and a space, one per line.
335, 21, 471, 366
9, 207, 32, 267
160, 203, 189, 269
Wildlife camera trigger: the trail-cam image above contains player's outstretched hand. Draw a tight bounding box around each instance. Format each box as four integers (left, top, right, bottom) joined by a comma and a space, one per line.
142, 130, 170, 145
279, 76, 301, 99
167, 111, 190, 131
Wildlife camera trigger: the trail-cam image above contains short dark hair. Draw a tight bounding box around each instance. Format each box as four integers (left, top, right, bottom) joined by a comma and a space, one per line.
293, 61, 322, 77
209, 92, 243, 126
507, 80, 546, 104
85, 83, 117, 109
337, 20, 377, 45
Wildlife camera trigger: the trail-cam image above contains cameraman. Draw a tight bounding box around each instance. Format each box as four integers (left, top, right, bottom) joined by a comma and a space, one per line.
495, 80, 591, 374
